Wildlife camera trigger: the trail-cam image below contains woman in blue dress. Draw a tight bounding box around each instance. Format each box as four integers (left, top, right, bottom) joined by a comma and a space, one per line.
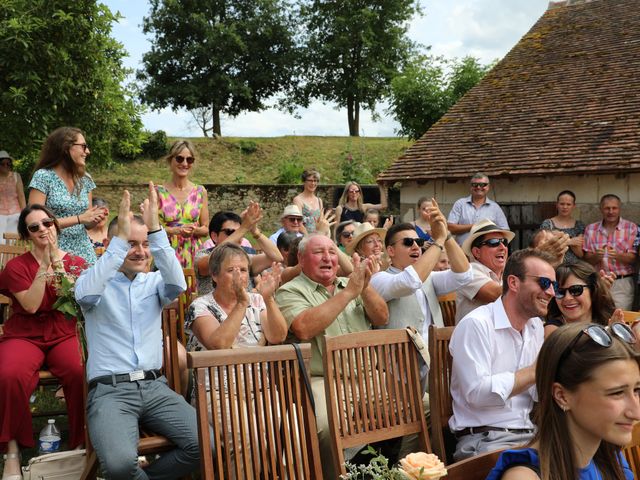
487, 322, 639, 479
28, 127, 107, 264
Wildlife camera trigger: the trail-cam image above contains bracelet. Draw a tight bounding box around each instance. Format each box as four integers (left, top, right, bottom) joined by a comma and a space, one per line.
148, 228, 162, 234
431, 241, 444, 251
77, 215, 81, 225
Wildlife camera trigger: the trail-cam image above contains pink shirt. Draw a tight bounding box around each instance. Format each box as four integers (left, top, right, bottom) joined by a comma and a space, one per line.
583, 218, 638, 276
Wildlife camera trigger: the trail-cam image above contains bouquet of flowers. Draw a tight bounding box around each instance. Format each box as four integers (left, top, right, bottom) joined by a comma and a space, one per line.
342, 448, 447, 480
50, 264, 87, 362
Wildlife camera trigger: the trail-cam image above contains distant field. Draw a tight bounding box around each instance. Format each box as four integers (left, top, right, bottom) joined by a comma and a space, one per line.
93, 136, 412, 185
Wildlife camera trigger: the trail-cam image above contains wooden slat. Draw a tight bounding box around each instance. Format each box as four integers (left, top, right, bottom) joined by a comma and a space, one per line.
428, 325, 455, 464
446, 449, 503, 480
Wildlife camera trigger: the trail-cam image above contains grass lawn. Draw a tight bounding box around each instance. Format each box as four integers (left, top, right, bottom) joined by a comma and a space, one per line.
93, 136, 411, 185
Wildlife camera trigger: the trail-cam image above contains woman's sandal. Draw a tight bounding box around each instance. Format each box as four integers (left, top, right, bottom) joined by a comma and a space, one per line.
1, 452, 22, 480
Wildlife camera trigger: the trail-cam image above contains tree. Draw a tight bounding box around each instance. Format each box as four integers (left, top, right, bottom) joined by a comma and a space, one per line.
138, 0, 297, 137
189, 107, 215, 138
292, 0, 420, 136
0, 0, 144, 171
387, 55, 493, 140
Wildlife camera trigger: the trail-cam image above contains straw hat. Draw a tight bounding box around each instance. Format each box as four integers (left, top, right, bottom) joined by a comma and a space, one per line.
461, 219, 515, 257
346, 222, 387, 255
0, 150, 12, 160
279, 204, 303, 219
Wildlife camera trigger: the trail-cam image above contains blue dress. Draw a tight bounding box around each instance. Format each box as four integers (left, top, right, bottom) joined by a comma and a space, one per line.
486, 448, 634, 479
414, 223, 432, 241
29, 169, 97, 264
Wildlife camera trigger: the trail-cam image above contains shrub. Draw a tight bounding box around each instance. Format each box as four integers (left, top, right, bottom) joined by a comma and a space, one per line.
275, 154, 304, 184
141, 130, 168, 159
238, 140, 258, 154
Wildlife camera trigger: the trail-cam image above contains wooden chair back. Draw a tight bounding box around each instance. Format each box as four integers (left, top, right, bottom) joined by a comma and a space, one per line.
0, 244, 29, 270
622, 310, 640, 325
428, 325, 455, 464
188, 344, 322, 480
623, 423, 640, 477
176, 268, 197, 345
446, 449, 503, 480
323, 329, 430, 476
438, 292, 457, 327
3, 232, 30, 248
162, 300, 184, 396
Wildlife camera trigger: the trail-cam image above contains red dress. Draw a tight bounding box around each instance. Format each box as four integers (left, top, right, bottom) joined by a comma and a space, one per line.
0, 252, 87, 450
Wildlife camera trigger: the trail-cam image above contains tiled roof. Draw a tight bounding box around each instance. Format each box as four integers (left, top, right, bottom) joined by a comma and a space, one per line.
378, 0, 640, 183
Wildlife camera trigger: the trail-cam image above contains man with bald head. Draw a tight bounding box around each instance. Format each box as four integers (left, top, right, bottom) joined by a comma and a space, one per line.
276, 233, 388, 480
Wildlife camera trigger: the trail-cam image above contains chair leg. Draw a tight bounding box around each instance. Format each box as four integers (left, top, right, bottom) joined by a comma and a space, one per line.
80, 450, 99, 480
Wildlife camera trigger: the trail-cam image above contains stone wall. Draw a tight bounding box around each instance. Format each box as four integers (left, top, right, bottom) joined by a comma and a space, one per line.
93, 183, 397, 235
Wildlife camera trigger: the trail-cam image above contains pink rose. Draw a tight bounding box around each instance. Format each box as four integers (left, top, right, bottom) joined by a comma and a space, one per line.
399, 452, 447, 480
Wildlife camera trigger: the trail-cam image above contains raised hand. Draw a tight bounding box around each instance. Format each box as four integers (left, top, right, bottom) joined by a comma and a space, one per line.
316, 208, 336, 236
117, 190, 132, 241
608, 308, 624, 325
383, 215, 394, 229
231, 269, 250, 306
426, 198, 448, 243
241, 201, 263, 232
141, 181, 160, 231
345, 253, 368, 298
599, 269, 616, 288
256, 263, 282, 298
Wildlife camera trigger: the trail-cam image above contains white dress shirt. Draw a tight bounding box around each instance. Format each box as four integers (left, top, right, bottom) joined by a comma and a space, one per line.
448, 297, 543, 431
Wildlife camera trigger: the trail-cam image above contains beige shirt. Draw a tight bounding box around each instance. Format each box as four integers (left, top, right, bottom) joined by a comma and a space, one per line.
455, 260, 501, 323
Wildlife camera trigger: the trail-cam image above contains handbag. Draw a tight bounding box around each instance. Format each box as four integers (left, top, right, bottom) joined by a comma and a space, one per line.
22, 449, 86, 480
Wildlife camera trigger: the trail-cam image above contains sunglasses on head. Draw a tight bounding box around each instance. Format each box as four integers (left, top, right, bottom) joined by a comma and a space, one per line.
27, 218, 55, 233
393, 237, 426, 248
220, 228, 237, 236
341, 231, 354, 238
175, 155, 195, 164
478, 237, 509, 248
556, 323, 637, 378
73, 143, 89, 152
555, 284, 589, 299
471, 182, 489, 188
524, 275, 559, 292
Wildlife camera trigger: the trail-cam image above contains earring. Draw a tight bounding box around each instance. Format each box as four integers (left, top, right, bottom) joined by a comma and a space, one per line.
561, 405, 569, 412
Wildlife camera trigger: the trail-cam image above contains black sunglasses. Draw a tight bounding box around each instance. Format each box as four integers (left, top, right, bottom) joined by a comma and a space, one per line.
556, 323, 637, 379
220, 228, 237, 236
471, 182, 489, 188
555, 284, 589, 299
175, 155, 195, 164
524, 275, 559, 292
27, 218, 55, 233
73, 143, 89, 152
341, 231, 354, 238
392, 237, 426, 248
478, 237, 509, 248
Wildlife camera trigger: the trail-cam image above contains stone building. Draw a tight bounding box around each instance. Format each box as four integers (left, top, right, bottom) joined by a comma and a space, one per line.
378, 0, 640, 248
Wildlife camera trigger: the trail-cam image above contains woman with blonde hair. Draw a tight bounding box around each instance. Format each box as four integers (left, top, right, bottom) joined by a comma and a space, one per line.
488, 322, 638, 479
335, 181, 387, 224
156, 140, 209, 268
293, 169, 324, 233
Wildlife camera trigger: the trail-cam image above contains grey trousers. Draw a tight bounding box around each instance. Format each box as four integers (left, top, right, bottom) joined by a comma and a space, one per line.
87, 376, 200, 480
453, 429, 534, 462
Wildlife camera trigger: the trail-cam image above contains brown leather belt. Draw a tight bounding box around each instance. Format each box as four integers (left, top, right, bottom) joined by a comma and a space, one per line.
454, 426, 534, 438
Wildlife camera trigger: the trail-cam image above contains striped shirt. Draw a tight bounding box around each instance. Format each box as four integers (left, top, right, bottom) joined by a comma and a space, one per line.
583, 218, 638, 276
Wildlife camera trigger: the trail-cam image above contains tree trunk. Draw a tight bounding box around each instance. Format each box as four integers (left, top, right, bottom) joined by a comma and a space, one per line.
212, 106, 222, 137
347, 97, 360, 136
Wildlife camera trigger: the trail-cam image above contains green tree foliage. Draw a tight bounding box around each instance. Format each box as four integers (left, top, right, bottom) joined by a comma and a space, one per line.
292, 0, 420, 137
0, 0, 144, 171
138, 0, 298, 137
388, 55, 493, 140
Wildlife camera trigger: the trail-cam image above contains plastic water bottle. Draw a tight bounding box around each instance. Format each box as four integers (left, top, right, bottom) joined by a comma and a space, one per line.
38, 419, 61, 454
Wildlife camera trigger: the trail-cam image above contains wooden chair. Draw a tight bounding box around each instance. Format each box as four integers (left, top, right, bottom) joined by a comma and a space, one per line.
81, 301, 188, 480
623, 422, 640, 477
428, 325, 456, 464
0, 244, 28, 270
176, 268, 197, 346
188, 344, 322, 480
322, 329, 430, 477
438, 292, 457, 327
3, 232, 31, 248
445, 449, 503, 480
622, 310, 640, 325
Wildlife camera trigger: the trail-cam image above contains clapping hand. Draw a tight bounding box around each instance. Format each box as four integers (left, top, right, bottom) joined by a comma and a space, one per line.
316, 209, 336, 236
117, 190, 132, 241
256, 263, 282, 298
231, 269, 250, 306
141, 182, 160, 231
241, 201, 263, 232
426, 198, 448, 243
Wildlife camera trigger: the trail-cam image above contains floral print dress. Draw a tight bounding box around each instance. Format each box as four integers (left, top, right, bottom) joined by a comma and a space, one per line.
156, 184, 207, 268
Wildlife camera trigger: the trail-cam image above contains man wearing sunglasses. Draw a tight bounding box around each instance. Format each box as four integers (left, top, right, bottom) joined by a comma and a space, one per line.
449, 248, 556, 461
455, 219, 515, 322
268, 204, 305, 244
447, 173, 509, 246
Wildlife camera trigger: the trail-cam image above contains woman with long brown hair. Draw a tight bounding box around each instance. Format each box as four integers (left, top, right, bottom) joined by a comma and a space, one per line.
335, 181, 387, 224
487, 322, 638, 479
28, 127, 107, 264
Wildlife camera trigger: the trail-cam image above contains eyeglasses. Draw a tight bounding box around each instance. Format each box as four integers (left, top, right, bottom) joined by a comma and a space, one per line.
556, 323, 637, 379
471, 182, 489, 188
341, 231, 355, 238
478, 237, 509, 248
27, 218, 55, 233
392, 237, 426, 248
175, 155, 195, 164
348, 189, 360, 194
220, 228, 237, 236
524, 275, 558, 292
73, 143, 89, 152
555, 284, 589, 299
285, 217, 302, 223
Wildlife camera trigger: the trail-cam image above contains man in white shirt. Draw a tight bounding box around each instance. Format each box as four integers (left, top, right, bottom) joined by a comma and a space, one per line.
455, 219, 515, 322
449, 248, 556, 461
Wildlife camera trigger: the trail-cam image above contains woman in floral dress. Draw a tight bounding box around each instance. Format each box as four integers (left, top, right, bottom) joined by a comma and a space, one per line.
157, 140, 209, 268
28, 127, 107, 264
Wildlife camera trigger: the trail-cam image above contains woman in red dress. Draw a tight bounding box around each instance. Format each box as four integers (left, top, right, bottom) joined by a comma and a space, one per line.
0, 205, 86, 479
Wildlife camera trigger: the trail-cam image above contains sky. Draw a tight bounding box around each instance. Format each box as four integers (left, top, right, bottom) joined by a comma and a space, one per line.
101, 0, 550, 137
